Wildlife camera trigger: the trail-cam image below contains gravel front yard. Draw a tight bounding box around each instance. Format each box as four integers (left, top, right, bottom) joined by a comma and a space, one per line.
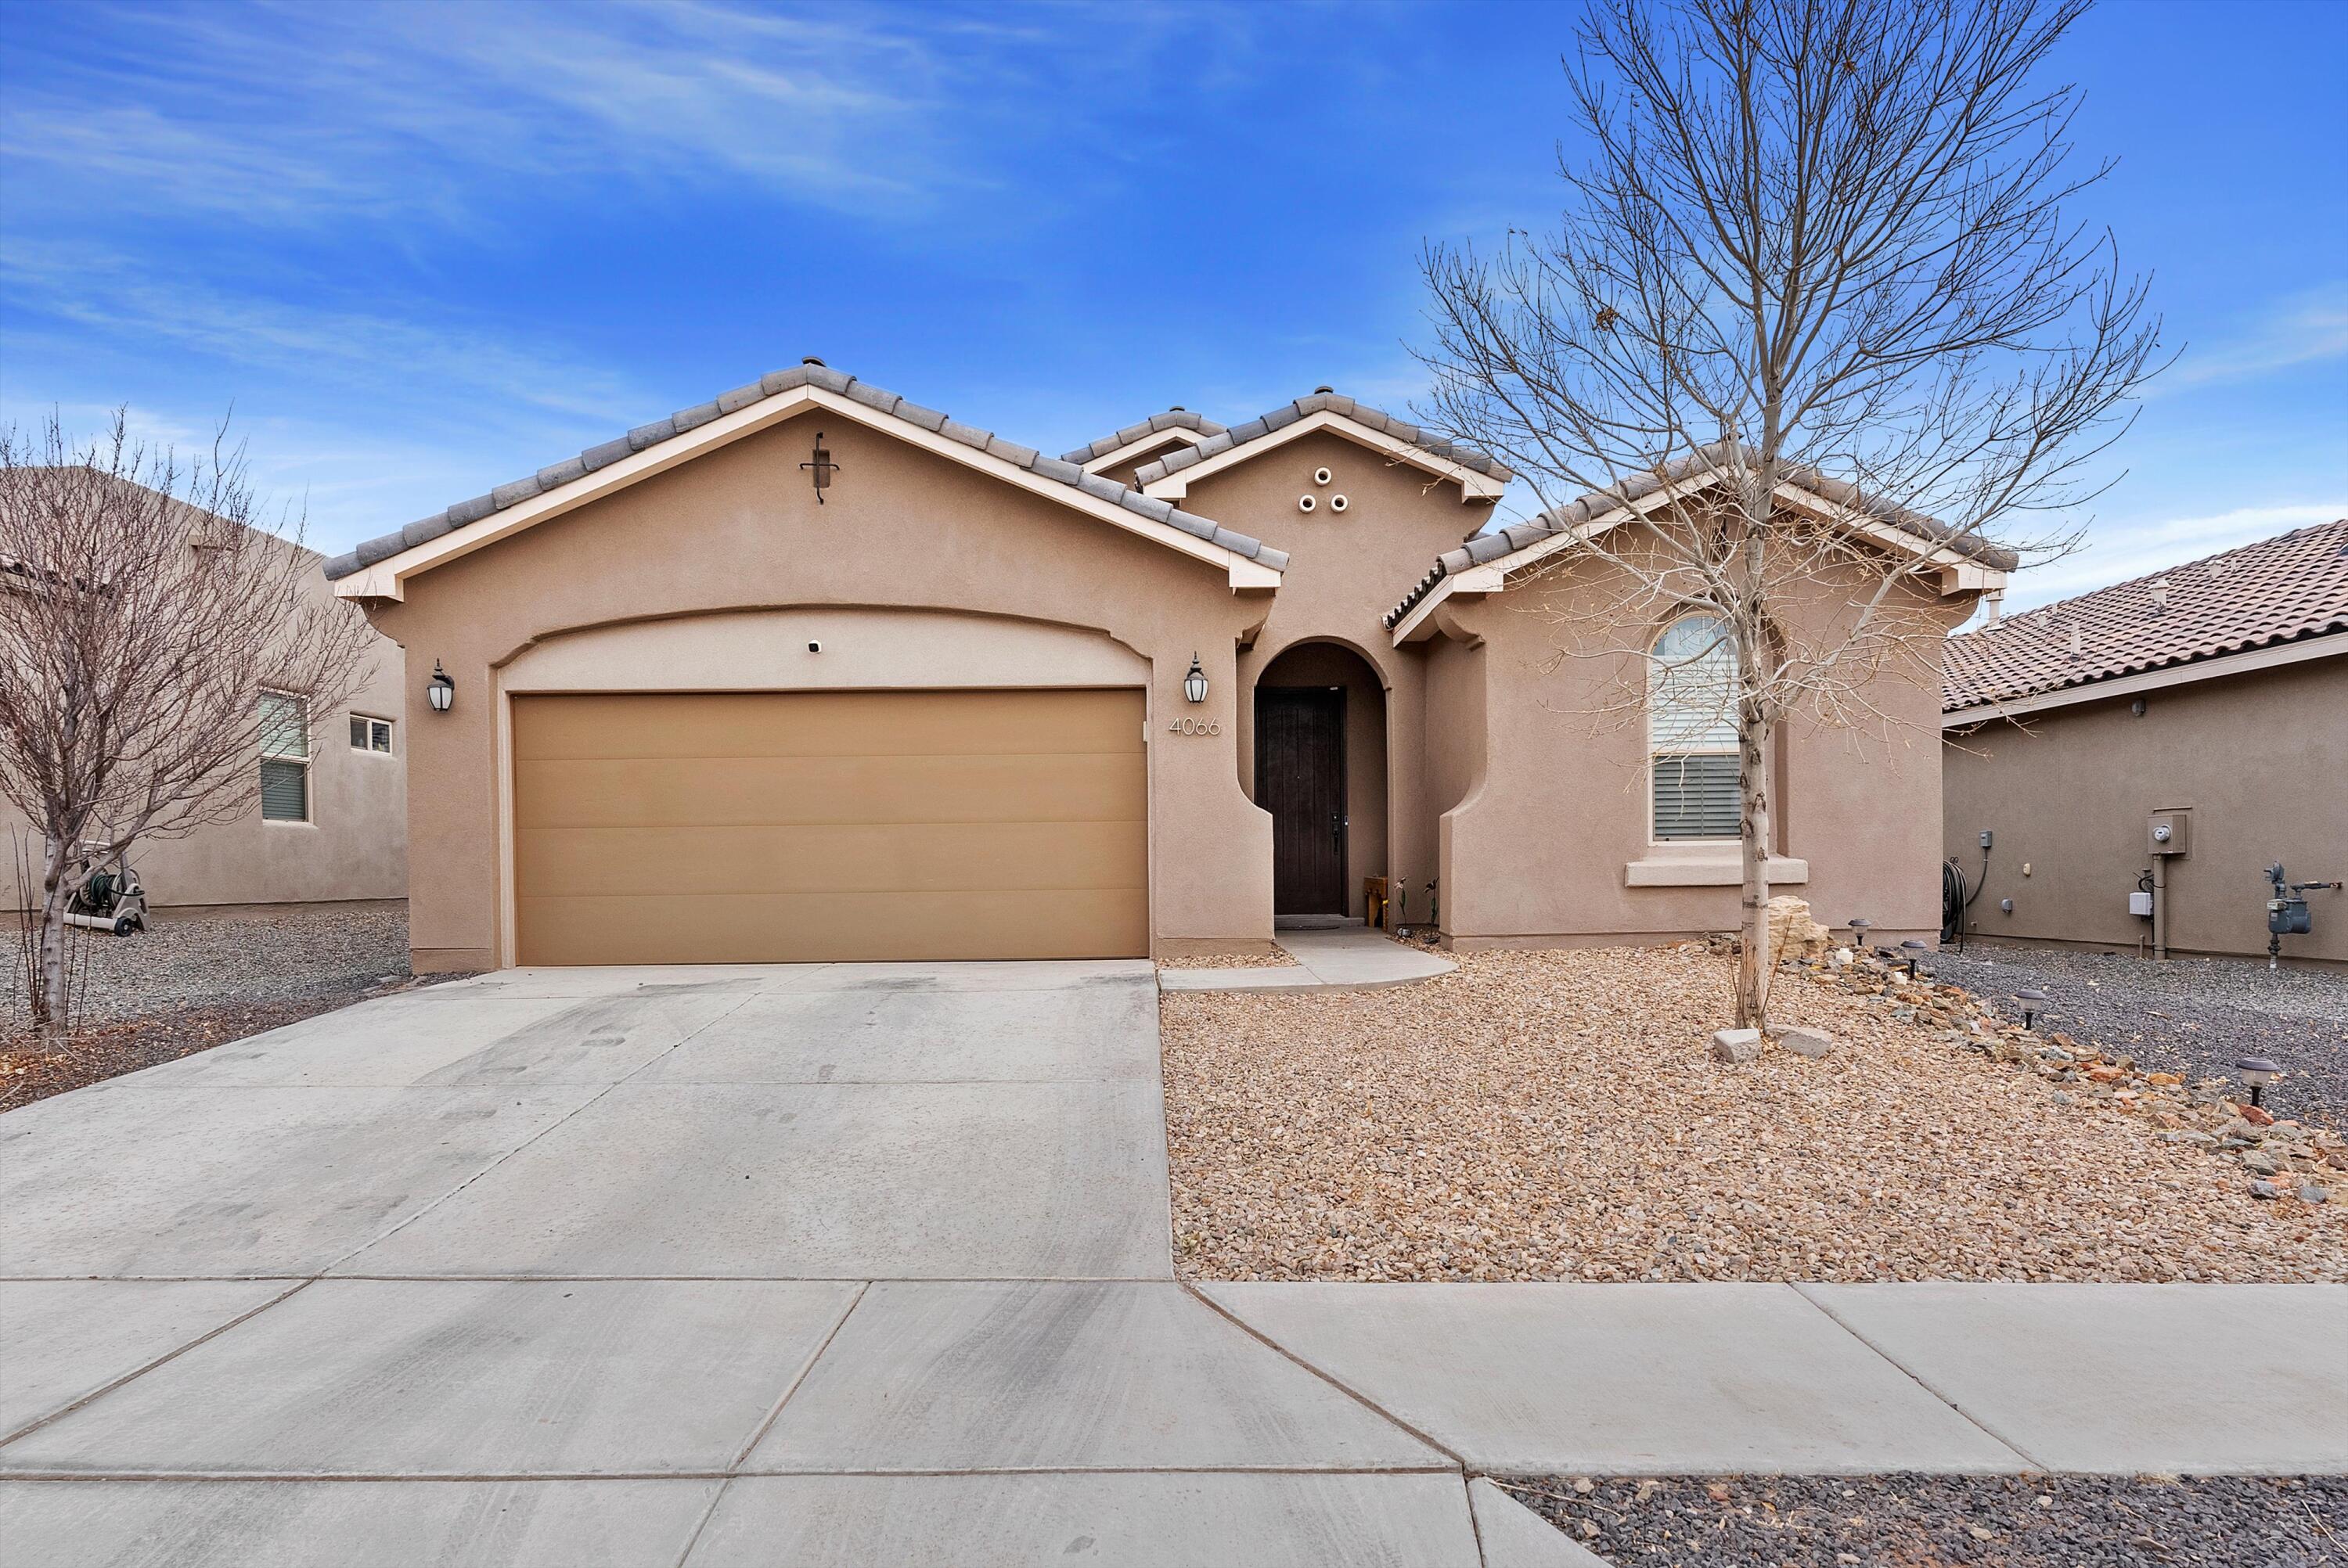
2, 904, 426, 1110
1502, 1473, 2345, 1567
1928, 944, 2348, 1127
1161, 946, 2348, 1283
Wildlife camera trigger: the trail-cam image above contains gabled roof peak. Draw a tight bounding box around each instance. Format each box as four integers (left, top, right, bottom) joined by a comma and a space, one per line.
1061, 408, 1226, 466
1133, 390, 1513, 491
323, 365, 1285, 584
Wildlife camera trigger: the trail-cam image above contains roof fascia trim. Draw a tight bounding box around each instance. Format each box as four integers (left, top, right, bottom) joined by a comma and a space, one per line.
1141, 409, 1507, 504
1942, 628, 2346, 728
333, 386, 1280, 600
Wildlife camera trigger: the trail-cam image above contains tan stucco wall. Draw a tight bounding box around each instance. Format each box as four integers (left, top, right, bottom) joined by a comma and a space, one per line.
1186, 428, 1493, 923
360, 412, 1273, 970
1943, 653, 2348, 963
1426, 560, 1958, 947
3, 566, 408, 912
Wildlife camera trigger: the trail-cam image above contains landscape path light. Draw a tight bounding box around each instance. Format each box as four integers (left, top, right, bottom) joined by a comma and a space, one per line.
1846, 916, 1873, 952
1900, 939, 1928, 978
2014, 987, 2047, 1030
2235, 1056, 2279, 1109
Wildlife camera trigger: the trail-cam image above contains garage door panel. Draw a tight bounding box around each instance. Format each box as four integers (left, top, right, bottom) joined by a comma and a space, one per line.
517, 820, 1147, 897
517, 890, 1150, 965
513, 753, 1146, 829
511, 690, 1148, 964
512, 689, 1143, 761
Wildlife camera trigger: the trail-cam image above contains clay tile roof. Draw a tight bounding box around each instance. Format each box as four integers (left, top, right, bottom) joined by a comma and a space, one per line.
1130, 390, 1514, 489
1061, 408, 1226, 466
1943, 518, 2348, 712
322, 368, 1286, 581
1382, 441, 2019, 630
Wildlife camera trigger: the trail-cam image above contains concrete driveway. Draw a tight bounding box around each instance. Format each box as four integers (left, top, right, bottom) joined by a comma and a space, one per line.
0, 962, 1518, 1566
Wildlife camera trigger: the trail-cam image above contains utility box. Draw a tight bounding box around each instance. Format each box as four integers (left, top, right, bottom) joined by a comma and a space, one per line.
2147, 810, 2191, 857
2128, 890, 2155, 918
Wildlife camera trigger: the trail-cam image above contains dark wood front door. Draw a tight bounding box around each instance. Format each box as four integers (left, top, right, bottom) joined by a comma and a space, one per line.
1256, 685, 1347, 916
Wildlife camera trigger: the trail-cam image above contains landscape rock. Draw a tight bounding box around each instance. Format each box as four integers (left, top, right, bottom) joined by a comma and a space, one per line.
1710, 1027, 1763, 1064
1766, 897, 1835, 965
1774, 1025, 1836, 1059
2303, 1185, 2332, 1204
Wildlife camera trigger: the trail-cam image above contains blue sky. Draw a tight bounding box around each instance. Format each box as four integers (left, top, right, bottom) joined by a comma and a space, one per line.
2, 0, 2341, 610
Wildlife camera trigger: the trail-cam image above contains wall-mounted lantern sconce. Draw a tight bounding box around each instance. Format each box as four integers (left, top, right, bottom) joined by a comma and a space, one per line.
427, 660, 455, 714
800, 432, 839, 503
1183, 654, 1208, 705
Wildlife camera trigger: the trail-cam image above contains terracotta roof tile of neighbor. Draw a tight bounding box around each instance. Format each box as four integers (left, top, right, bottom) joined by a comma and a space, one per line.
1130, 390, 1514, 488
1385, 441, 2022, 630
1942, 517, 2348, 712
320, 365, 1286, 580
1060, 408, 1228, 465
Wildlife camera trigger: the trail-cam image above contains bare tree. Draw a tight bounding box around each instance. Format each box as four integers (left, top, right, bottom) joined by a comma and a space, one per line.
0, 411, 373, 1034
1417, 0, 2161, 1027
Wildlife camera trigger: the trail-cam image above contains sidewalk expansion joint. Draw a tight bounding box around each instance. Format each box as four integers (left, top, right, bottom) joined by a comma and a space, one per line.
1788, 1282, 2051, 1471
1179, 1281, 1470, 1472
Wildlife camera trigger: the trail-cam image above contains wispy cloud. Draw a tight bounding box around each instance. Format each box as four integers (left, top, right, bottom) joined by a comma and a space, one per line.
2159, 281, 2348, 390
0, 0, 1136, 232
0, 239, 644, 427
2001, 501, 2348, 610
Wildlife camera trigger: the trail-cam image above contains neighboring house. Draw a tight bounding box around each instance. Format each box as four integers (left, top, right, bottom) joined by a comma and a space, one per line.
2, 495, 408, 913
1942, 520, 2348, 965
323, 361, 2004, 971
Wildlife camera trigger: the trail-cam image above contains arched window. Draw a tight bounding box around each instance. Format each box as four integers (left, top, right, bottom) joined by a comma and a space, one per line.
1649, 614, 1740, 841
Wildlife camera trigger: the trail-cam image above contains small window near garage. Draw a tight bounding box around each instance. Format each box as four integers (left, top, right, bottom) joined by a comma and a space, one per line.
350, 714, 394, 753
1648, 614, 1741, 841
260, 691, 311, 822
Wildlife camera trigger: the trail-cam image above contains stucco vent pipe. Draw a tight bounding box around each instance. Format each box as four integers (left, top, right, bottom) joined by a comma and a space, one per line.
1981, 590, 2004, 626
2149, 577, 2170, 613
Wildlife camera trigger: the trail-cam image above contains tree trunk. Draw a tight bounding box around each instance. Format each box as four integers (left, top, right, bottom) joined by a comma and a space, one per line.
33, 835, 73, 1036
1735, 714, 1774, 1030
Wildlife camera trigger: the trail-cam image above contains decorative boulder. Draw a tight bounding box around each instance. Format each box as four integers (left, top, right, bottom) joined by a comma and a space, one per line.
1766, 897, 1834, 965
1710, 1028, 1763, 1064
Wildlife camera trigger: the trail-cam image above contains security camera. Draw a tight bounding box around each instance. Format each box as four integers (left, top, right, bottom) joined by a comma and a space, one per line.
807, 641, 822, 653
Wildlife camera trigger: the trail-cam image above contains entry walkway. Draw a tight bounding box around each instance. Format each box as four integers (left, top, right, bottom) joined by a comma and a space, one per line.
2, 964, 2342, 1566
1158, 926, 1457, 992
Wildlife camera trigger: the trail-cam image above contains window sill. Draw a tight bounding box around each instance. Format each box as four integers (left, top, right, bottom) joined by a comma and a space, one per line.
1625, 848, 1808, 887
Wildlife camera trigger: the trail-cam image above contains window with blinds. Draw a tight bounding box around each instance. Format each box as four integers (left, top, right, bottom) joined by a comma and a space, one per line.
1649, 614, 1740, 841
260, 692, 309, 822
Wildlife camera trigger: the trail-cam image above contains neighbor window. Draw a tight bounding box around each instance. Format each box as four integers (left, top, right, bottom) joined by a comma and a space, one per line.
1648, 614, 1740, 841
259, 691, 310, 822
350, 714, 394, 753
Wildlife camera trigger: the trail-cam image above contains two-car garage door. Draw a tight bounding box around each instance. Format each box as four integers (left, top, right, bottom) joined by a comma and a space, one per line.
512, 689, 1147, 964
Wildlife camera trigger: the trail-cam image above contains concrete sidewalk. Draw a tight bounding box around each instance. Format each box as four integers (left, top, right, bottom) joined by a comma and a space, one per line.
1158, 927, 1457, 991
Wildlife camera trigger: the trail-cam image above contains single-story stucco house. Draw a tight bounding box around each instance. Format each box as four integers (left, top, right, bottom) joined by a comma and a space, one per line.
324, 362, 2006, 971
1943, 519, 2348, 965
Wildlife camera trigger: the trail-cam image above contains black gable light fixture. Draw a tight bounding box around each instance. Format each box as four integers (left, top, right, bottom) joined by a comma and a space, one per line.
800, 431, 839, 503
1183, 654, 1208, 704
427, 660, 455, 714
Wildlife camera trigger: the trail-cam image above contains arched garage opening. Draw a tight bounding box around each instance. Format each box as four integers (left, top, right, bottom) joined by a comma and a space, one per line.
1253, 641, 1388, 922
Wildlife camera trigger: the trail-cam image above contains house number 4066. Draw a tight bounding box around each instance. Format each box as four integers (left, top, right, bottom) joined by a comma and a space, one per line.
1166, 716, 1222, 736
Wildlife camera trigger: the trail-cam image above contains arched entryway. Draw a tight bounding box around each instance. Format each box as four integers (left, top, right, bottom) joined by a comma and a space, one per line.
1253, 641, 1388, 921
